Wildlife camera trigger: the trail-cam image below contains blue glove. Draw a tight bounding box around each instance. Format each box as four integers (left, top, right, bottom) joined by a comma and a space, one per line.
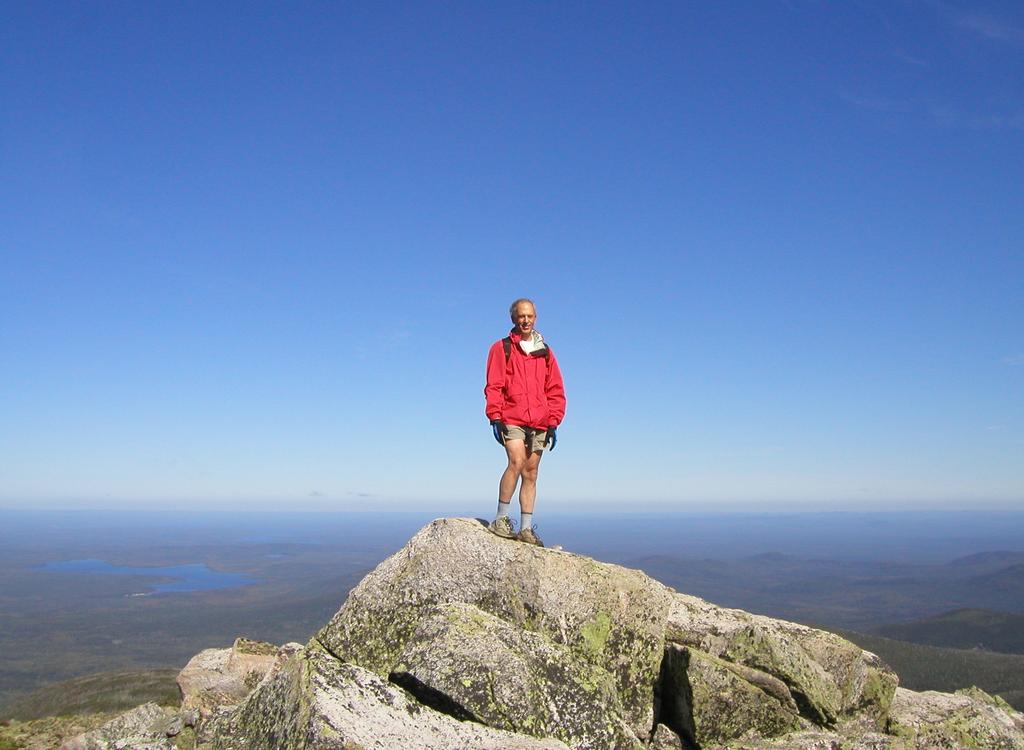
545, 426, 557, 451
491, 420, 504, 445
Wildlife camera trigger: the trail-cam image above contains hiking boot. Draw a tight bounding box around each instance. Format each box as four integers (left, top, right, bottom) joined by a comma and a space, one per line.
488, 516, 516, 539
517, 526, 544, 547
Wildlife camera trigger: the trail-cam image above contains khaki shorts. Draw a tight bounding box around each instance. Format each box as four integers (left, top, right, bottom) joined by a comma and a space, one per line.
502, 424, 550, 453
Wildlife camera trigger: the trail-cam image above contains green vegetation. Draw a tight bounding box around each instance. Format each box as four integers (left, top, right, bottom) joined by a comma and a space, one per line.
832, 629, 1024, 710
1, 669, 180, 721
175, 725, 197, 750
874, 608, 1024, 654
0, 713, 116, 749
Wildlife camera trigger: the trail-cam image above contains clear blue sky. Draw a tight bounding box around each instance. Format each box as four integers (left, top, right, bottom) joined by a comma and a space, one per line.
2, 2, 1021, 512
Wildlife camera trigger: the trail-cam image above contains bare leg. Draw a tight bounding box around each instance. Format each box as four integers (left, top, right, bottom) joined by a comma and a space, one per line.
499, 439, 527, 503
517, 449, 543, 513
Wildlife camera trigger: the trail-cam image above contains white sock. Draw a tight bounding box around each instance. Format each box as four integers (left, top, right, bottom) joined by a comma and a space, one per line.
520, 511, 533, 530
496, 501, 511, 521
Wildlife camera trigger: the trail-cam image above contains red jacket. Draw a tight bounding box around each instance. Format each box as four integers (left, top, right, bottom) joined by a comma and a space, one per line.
484, 330, 566, 430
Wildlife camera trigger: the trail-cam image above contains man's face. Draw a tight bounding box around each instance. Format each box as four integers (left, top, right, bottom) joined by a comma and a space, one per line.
512, 303, 536, 336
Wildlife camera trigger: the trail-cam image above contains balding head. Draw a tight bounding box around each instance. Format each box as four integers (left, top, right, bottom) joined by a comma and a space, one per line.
509, 298, 536, 319
509, 298, 537, 337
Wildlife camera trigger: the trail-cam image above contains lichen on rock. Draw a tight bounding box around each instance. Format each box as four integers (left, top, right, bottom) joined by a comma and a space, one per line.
201, 642, 571, 750
663, 644, 803, 746
391, 601, 641, 749
315, 517, 673, 740
665, 591, 898, 730
888, 686, 1024, 749
59, 702, 176, 750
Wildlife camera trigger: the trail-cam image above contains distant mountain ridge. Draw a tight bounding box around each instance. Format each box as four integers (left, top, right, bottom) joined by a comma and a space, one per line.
947, 551, 1024, 569
873, 608, 1024, 655
965, 563, 1024, 591
628, 550, 1024, 632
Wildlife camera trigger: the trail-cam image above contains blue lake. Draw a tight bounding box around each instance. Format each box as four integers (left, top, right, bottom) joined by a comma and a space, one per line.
38, 559, 257, 594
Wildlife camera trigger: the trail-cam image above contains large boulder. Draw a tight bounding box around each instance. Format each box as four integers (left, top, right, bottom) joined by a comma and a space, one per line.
658, 644, 802, 746
201, 643, 570, 750
391, 601, 640, 750
316, 517, 673, 742
666, 592, 897, 729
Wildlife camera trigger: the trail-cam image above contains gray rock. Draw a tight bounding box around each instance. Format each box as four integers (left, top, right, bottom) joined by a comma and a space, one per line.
391, 601, 641, 749
161, 713, 184, 737
316, 517, 673, 739
659, 644, 802, 746
666, 592, 897, 729
709, 726, 893, 749
669, 687, 1024, 749
176, 637, 289, 718
888, 686, 1024, 749
650, 723, 683, 750
60, 702, 175, 750
201, 643, 571, 750
723, 660, 800, 712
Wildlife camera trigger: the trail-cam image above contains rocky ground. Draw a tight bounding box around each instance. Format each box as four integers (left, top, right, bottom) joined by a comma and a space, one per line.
8, 517, 1024, 750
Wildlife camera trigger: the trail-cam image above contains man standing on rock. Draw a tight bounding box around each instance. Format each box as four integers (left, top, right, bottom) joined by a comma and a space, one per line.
484, 298, 566, 547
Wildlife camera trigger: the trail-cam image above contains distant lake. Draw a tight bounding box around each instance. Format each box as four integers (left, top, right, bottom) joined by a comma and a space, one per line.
37, 559, 257, 594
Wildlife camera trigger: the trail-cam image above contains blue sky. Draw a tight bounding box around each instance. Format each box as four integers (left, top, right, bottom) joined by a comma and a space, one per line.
2, 2, 1021, 512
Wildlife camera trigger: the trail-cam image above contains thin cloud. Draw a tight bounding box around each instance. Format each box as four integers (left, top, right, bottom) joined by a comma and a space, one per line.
354, 324, 413, 360
1003, 354, 1024, 367
838, 92, 916, 114
845, 4, 1022, 129
930, 105, 1024, 131
956, 13, 1024, 42
847, 91, 1024, 132
860, 2, 930, 67
840, 91, 1024, 131
891, 48, 929, 67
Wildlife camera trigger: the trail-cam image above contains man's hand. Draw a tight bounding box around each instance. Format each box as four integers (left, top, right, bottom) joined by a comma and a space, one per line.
490, 420, 504, 445
545, 426, 557, 451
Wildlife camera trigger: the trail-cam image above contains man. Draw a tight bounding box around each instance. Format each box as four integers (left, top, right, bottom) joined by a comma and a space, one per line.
484, 298, 566, 546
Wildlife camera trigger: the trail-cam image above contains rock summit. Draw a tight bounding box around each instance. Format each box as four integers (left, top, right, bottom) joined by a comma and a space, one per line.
65, 517, 1024, 749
